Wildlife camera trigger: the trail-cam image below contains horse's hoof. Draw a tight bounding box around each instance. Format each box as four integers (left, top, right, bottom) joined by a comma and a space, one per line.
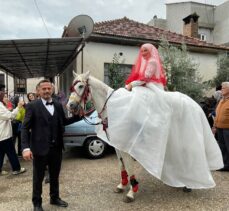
123, 196, 135, 203
183, 187, 192, 193
114, 187, 124, 193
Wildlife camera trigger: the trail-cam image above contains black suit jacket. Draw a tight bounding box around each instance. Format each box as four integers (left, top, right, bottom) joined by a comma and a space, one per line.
21, 98, 81, 156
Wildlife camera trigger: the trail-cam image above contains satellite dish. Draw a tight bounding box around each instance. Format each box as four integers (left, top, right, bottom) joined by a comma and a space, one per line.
65, 15, 94, 38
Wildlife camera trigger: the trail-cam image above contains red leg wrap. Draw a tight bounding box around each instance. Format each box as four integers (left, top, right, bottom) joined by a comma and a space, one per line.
121, 170, 128, 186
130, 175, 139, 192
132, 184, 139, 193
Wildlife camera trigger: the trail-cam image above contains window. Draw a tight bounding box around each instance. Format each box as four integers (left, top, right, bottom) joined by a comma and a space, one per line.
199, 33, 207, 41
0, 74, 4, 85
104, 63, 132, 87
14, 78, 27, 93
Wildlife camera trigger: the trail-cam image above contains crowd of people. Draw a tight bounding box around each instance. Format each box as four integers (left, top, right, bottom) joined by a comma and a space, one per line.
198, 84, 229, 172
0, 43, 228, 211
212, 82, 229, 171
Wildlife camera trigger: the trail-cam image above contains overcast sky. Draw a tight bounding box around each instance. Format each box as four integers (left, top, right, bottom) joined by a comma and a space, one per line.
0, 0, 226, 40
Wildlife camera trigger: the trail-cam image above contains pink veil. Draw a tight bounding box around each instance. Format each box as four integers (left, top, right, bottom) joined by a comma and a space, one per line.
126, 43, 166, 86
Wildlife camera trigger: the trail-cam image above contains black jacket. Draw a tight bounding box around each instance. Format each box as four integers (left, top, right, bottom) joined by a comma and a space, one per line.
21, 98, 81, 156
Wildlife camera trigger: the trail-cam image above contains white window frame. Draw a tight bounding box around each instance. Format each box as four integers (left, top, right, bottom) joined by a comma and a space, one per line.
200, 33, 207, 41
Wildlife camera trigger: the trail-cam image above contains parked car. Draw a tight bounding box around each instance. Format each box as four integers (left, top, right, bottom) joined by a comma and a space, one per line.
63, 111, 108, 159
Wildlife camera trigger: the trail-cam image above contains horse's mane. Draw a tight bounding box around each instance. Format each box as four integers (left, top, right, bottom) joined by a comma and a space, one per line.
89, 75, 111, 90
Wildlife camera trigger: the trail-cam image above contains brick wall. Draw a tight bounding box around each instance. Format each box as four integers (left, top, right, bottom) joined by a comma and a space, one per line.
183, 18, 199, 38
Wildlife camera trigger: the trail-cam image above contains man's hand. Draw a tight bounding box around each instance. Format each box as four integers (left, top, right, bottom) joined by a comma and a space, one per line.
23, 150, 33, 161
212, 127, 217, 135
79, 108, 84, 117
71, 107, 84, 117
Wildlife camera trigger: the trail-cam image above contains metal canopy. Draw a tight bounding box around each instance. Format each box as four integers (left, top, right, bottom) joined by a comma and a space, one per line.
0, 37, 84, 79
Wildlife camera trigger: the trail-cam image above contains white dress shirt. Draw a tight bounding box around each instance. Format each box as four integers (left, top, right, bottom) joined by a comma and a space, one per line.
41, 98, 54, 115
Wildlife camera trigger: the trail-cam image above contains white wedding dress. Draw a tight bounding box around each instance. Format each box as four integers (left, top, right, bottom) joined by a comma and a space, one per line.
97, 82, 223, 189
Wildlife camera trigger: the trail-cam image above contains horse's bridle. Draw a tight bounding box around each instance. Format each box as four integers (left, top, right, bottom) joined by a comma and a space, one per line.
69, 79, 90, 108
69, 79, 115, 118
70, 80, 115, 140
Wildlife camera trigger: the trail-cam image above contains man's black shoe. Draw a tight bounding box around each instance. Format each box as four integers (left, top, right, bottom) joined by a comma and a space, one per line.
34, 205, 44, 211
50, 198, 68, 207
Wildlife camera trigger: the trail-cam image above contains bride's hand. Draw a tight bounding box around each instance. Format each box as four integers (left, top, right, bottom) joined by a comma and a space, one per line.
125, 84, 132, 91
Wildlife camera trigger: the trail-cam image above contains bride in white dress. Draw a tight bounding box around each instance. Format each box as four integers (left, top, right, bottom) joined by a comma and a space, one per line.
105, 43, 223, 189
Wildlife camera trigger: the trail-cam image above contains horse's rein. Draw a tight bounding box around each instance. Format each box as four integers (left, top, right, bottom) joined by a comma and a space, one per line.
97, 90, 115, 118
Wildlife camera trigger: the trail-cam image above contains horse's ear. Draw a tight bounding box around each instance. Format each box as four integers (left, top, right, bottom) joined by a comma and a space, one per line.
83, 71, 90, 80
72, 70, 78, 78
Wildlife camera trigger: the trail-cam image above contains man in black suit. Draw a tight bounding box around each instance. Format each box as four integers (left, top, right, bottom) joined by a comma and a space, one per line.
21, 79, 82, 211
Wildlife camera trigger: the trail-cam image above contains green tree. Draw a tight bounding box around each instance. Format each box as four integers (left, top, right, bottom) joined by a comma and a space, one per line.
159, 40, 207, 102
211, 53, 229, 88
107, 53, 126, 89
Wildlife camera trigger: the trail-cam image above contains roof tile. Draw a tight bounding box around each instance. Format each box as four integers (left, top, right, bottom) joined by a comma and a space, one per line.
93, 17, 229, 50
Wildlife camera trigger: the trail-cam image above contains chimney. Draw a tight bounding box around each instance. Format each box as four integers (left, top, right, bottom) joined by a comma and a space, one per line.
182, 13, 199, 38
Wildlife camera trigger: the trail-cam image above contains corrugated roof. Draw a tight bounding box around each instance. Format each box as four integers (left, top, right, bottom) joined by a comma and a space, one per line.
92, 17, 229, 51
0, 37, 83, 79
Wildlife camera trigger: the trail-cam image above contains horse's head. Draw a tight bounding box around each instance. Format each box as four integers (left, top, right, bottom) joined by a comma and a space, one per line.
67, 70, 93, 115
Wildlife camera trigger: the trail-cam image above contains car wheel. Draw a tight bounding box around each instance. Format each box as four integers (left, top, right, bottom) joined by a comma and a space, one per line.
84, 137, 107, 159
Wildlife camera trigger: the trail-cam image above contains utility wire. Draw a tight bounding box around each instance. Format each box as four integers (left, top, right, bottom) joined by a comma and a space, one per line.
33, 0, 51, 37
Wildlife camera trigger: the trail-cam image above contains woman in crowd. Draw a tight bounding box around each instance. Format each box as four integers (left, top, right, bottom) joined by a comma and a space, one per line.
27, 92, 36, 102
13, 96, 26, 157
4, 93, 13, 111
0, 91, 26, 175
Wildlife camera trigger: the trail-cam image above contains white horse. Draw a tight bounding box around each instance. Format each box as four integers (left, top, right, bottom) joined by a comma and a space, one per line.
67, 71, 138, 202
67, 71, 223, 203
